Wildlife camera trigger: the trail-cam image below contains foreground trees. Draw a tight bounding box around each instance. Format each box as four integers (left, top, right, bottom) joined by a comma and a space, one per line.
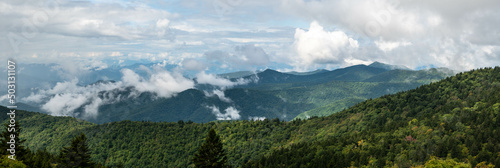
0, 121, 27, 161
58, 133, 95, 168
192, 128, 228, 168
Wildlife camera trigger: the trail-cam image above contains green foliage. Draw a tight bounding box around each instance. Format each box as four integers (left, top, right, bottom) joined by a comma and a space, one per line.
192, 128, 228, 168
0, 121, 27, 161
0, 155, 27, 168
423, 156, 470, 168
2, 67, 499, 168
27, 149, 58, 168
245, 67, 500, 167
58, 133, 94, 168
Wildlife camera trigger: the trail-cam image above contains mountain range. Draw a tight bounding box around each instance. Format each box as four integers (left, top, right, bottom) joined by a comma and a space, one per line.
13, 62, 455, 124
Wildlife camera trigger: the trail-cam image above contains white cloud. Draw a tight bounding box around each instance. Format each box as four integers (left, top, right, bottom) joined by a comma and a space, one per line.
280, 0, 500, 71
234, 44, 270, 66
204, 44, 271, 69
23, 78, 124, 117
375, 39, 412, 52
195, 71, 254, 88
181, 59, 207, 71
22, 66, 194, 118
290, 21, 359, 70
206, 105, 241, 120
121, 68, 194, 98
203, 89, 232, 103
248, 116, 266, 121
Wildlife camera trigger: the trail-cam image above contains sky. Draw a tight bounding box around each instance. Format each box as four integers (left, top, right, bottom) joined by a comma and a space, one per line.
1, 0, 500, 73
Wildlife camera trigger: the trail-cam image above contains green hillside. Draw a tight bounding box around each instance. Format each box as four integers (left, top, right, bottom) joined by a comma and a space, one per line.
2, 67, 499, 167
293, 68, 455, 120
245, 67, 500, 167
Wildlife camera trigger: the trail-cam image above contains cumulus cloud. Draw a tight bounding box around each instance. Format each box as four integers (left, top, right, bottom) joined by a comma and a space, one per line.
121, 68, 194, 98
22, 66, 194, 118
290, 21, 359, 70
206, 105, 241, 120
280, 0, 500, 71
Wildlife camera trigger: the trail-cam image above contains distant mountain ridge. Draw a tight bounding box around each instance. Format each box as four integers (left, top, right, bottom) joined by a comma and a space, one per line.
368, 61, 411, 70
15, 62, 455, 124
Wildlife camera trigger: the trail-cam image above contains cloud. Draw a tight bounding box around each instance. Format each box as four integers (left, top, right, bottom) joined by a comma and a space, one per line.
280, 0, 500, 71
290, 21, 359, 70
1, 0, 176, 40
195, 71, 254, 88
248, 116, 266, 121
206, 105, 241, 120
121, 68, 194, 98
22, 66, 194, 118
234, 44, 270, 66
204, 44, 270, 69
196, 70, 258, 102
181, 59, 207, 71
203, 89, 232, 103
375, 39, 412, 52
22, 78, 123, 118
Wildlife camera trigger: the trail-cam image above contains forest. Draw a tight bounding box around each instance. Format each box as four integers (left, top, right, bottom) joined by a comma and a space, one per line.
0, 67, 499, 167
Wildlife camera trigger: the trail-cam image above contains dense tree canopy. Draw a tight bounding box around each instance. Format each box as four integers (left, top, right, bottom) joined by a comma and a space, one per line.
0, 66, 497, 167
192, 128, 228, 168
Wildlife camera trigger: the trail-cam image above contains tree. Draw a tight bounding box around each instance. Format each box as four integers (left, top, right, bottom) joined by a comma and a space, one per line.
192, 128, 227, 168
0, 121, 27, 161
0, 155, 27, 168
58, 133, 94, 168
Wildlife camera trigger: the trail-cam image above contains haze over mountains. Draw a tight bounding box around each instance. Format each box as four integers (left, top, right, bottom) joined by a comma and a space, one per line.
5, 62, 455, 124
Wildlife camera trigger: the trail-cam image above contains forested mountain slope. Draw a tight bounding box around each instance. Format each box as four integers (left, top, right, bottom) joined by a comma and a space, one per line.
2, 67, 498, 167
245, 67, 500, 167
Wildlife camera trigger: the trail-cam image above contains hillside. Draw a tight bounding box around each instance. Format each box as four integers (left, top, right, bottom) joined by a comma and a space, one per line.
3, 67, 499, 167
245, 67, 500, 167
293, 67, 454, 120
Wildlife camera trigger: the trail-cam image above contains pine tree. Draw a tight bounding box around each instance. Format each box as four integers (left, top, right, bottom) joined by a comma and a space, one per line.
0, 121, 27, 161
58, 133, 94, 168
192, 128, 227, 168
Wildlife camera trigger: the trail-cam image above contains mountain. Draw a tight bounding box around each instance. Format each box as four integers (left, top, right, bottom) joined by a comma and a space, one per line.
245, 67, 500, 167
242, 65, 389, 87
283, 69, 329, 76
363, 67, 455, 83
218, 70, 259, 79
85, 64, 451, 123
90, 88, 315, 123
293, 67, 457, 119
368, 61, 411, 70
4, 67, 499, 167
15, 63, 454, 124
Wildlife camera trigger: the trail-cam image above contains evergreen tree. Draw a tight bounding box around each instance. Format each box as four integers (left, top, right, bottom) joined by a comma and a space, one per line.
28, 149, 57, 168
192, 128, 227, 168
58, 133, 94, 168
0, 121, 27, 161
